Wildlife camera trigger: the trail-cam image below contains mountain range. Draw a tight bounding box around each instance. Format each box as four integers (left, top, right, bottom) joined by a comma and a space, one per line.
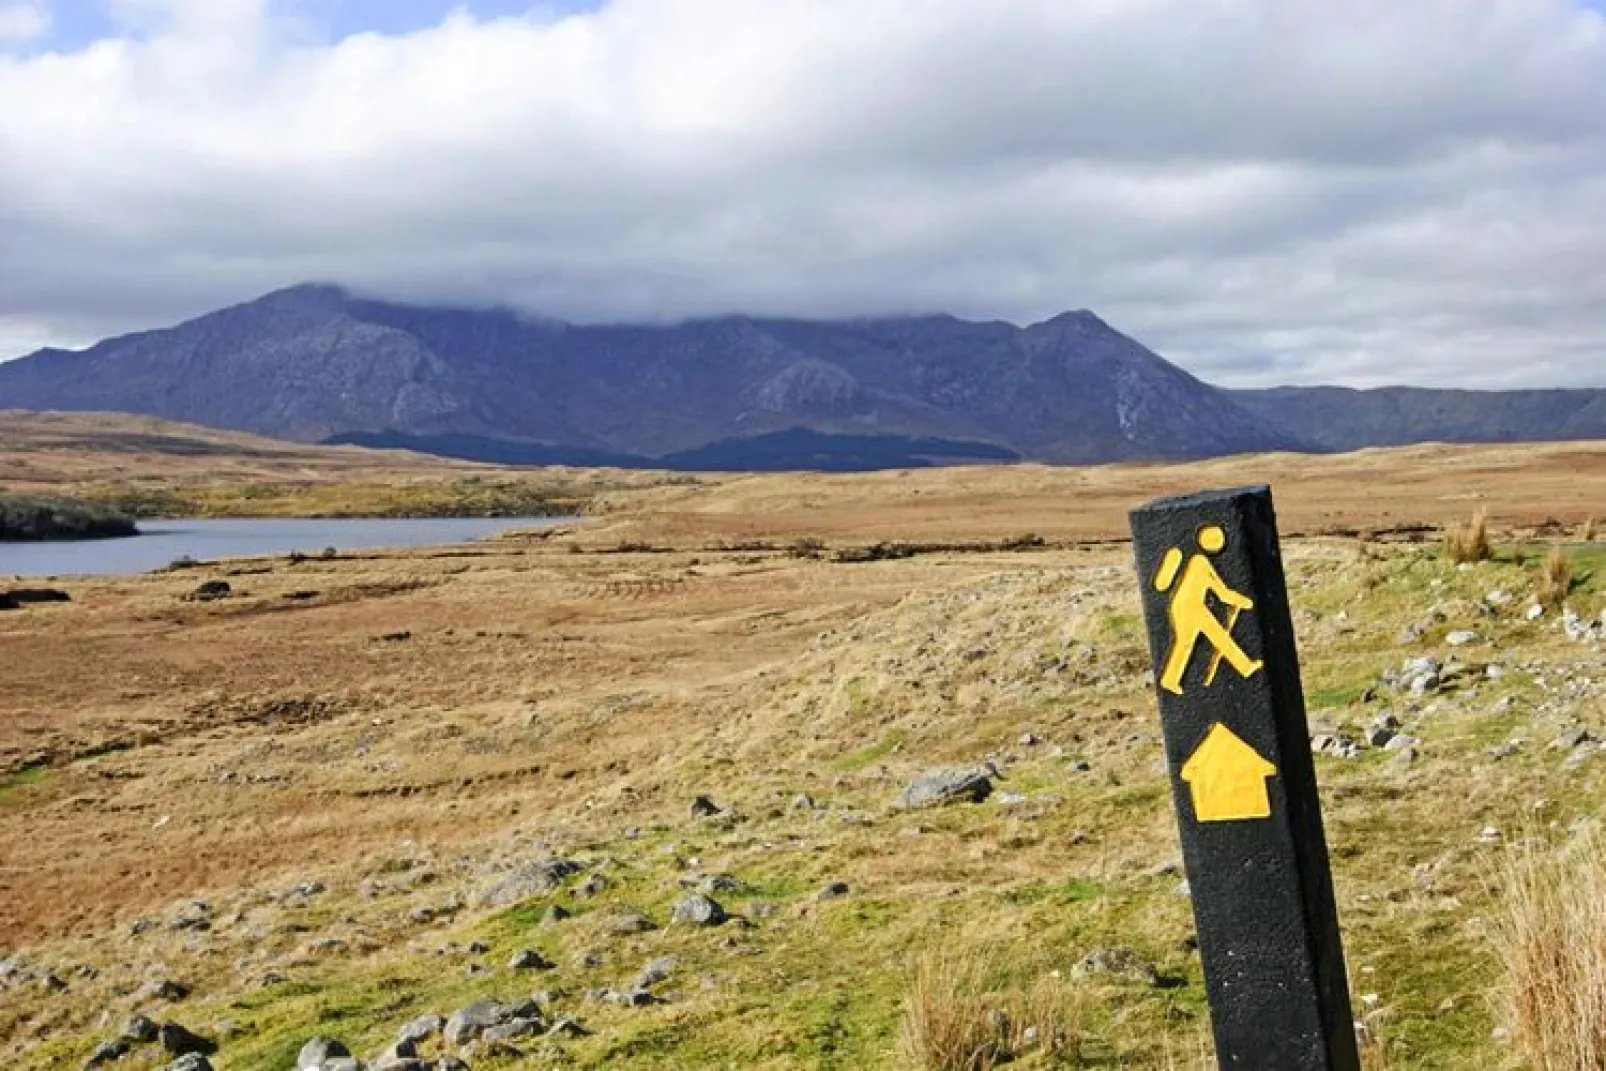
0, 284, 1601, 470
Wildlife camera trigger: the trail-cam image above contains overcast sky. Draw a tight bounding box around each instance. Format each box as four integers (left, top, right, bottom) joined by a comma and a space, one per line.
2, 0, 1605, 388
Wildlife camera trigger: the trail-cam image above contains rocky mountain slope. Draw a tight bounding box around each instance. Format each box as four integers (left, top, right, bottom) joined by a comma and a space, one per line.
1, 285, 1602, 468
0, 286, 1298, 466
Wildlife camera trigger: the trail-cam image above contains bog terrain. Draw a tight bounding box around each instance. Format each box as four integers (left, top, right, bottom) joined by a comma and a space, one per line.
1, 416, 1604, 1069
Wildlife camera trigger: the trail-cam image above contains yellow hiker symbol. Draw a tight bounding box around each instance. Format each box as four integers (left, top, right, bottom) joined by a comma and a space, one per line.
1153, 524, 1263, 695
1181, 722, 1278, 821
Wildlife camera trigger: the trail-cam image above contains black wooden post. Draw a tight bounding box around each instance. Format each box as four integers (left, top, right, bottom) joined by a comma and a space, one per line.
1129, 485, 1358, 1070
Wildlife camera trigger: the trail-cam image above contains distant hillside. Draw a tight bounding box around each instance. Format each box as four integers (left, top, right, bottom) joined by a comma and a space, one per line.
0, 285, 1602, 467
1228, 386, 1606, 451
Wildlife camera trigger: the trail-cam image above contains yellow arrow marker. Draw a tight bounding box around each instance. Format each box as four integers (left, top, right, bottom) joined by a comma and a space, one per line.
1181, 723, 1278, 822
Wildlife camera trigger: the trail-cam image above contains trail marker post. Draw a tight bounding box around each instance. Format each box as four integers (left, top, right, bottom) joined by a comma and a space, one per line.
1129, 485, 1358, 1070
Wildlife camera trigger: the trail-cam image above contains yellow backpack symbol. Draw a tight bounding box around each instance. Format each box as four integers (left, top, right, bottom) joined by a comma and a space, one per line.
1153, 525, 1264, 695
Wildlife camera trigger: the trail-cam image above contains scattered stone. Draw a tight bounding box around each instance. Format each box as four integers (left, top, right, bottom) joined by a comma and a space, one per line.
509, 949, 554, 971
547, 1017, 589, 1038
185, 580, 232, 602
577, 873, 610, 898
158, 1022, 217, 1057
1553, 727, 1593, 750
135, 978, 192, 1003
1070, 947, 1161, 987
1018, 732, 1042, 746
1478, 826, 1502, 845
466, 941, 491, 955
483, 1017, 544, 1043
168, 901, 213, 932
790, 793, 818, 811
297, 1036, 352, 1069
671, 893, 727, 927
1311, 733, 1361, 759
1526, 604, 1546, 621
165, 1056, 213, 1071
396, 1014, 444, 1046
85, 1040, 129, 1067
478, 858, 583, 907
994, 791, 1029, 806
542, 904, 571, 925
636, 957, 677, 988
124, 1014, 160, 1043
1363, 725, 1396, 749
1383, 735, 1419, 752
692, 873, 744, 895
816, 882, 851, 901
1446, 630, 1478, 647
611, 987, 658, 1007
445, 999, 513, 1045
899, 765, 996, 808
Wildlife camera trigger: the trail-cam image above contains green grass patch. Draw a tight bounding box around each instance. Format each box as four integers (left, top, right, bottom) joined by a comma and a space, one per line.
830, 728, 909, 772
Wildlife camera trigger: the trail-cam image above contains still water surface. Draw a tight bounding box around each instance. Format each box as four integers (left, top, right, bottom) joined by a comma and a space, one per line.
0, 517, 573, 577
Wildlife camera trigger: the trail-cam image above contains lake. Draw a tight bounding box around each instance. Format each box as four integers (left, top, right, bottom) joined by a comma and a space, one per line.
0, 516, 576, 578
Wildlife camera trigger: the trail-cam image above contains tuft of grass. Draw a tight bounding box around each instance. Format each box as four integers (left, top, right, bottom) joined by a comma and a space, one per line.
1490, 827, 1606, 1071
899, 952, 1081, 1071
1443, 508, 1492, 564
1581, 516, 1598, 543
1538, 546, 1573, 610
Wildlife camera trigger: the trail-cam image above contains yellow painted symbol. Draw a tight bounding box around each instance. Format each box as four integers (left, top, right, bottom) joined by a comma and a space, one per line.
1181, 722, 1278, 822
1153, 524, 1263, 695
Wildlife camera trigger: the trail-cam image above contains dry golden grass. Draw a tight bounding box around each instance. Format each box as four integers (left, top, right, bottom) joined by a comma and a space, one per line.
900, 951, 1081, 1071
1444, 508, 1493, 564
1582, 516, 1598, 542
1538, 545, 1574, 609
1491, 827, 1606, 1071
2, 435, 1606, 1067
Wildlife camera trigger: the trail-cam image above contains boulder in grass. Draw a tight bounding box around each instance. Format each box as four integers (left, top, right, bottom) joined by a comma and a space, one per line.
899, 765, 996, 808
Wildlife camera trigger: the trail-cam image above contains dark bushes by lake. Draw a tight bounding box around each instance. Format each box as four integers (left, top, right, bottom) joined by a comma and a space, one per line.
0, 493, 139, 541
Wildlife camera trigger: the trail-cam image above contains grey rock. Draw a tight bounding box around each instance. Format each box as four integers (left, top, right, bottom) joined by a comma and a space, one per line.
899, 765, 996, 808
670, 893, 727, 927
1383, 735, 1419, 752
477, 858, 582, 907
444, 998, 512, 1045
158, 1022, 217, 1057
1363, 726, 1396, 749
483, 1017, 544, 1043
1069, 947, 1160, 987
508, 948, 554, 971
297, 1036, 352, 1069
547, 1016, 589, 1038
576, 873, 610, 898
123, 1013, 160, 1042
135, 978, 192, 1003
816, 882, 851, 901
611, 987, 658, 1007
542, 904, 571, 925
165, 1057, 213, 1071
396, 1014, 443, 1046
635, 957, 677, 988
168, 901, 213, 932
790, 793, 818, 811
186, 580, 232, 603
689, 795, 722, 817
1446, 630, 1478, 647
693, 873, 744, 895
1553, 727, 1594, 750
85, 1040, 129, 1068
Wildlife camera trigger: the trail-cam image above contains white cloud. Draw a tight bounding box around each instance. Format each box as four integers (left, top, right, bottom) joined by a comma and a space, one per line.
0, 3, 49, 43
1, 0, 1605, 387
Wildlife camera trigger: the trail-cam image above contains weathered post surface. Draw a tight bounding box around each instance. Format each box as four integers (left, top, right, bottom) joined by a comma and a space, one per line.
1128, 485, 1358, 1070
